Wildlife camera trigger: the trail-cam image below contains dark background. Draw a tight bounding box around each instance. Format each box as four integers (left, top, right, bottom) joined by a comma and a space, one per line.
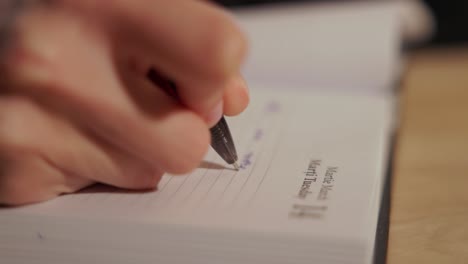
215, 0, 468, 46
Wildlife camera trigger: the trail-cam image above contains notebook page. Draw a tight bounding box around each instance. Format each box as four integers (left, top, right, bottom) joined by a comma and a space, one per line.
3, 88, 394, 247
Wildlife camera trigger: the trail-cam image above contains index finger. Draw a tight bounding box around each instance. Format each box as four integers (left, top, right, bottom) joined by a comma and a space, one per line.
104, 0, 248, 119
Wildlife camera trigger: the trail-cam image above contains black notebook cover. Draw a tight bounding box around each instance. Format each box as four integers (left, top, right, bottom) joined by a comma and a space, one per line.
373, 140, 394, 264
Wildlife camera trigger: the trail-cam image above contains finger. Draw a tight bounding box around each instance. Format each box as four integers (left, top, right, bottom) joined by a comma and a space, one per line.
0, 96, 162, 194
106, 0, 248, 118
3, 8, 210, 174
82, 131, 165, 189
0, 153, 92, 205
116, 64, 211, 173
223, 74, 249, 116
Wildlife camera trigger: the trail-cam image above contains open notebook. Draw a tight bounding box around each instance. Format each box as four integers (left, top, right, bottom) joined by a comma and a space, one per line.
0, 2, 432, 264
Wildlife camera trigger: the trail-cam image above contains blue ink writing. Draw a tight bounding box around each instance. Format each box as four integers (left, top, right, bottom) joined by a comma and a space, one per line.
254, 129, 263, 141
265, 101, 281, 113
240, 152, 254, 169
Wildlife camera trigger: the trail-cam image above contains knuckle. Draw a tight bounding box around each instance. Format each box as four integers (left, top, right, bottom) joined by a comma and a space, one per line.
3, 44, 63, 95
6, 11, 90, 95
7, 24, 56, 87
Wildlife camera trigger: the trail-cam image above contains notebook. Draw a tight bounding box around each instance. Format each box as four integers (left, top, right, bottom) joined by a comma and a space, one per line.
0, 1, 433, 263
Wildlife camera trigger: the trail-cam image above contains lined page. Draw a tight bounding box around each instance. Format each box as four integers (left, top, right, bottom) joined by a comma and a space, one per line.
4, 88, 394, 245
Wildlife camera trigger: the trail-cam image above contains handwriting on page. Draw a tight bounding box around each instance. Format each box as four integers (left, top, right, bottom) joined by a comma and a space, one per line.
239, 101, 281, 170
102, 99, 286, 211
23, 89, 387, 241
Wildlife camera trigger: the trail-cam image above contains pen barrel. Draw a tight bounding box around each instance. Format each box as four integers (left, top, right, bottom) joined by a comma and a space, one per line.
210, 117, 238, 164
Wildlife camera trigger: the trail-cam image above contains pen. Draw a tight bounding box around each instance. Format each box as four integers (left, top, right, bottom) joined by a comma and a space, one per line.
147, 68, 240, 170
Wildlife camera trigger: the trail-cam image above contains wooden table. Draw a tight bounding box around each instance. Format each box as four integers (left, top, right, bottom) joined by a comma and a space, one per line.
387, 46, 468, 263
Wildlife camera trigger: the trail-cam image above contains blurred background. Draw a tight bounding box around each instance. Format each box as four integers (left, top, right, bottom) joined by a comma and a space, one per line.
215, 0, 468, 47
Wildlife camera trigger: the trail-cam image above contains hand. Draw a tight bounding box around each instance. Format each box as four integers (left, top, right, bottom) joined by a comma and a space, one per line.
0, 0, 249, 205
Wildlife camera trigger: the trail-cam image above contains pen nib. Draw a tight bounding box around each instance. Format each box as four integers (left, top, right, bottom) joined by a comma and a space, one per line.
233, 162, 240, 171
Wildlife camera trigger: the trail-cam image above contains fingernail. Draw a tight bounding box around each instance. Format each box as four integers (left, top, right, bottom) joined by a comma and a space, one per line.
206, 101, 224, 127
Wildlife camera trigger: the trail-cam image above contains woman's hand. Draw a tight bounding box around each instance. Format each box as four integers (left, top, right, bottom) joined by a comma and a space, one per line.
0, 0, 249, 205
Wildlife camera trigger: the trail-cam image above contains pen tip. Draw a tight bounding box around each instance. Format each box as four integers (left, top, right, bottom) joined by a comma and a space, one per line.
233, 162, 240, 170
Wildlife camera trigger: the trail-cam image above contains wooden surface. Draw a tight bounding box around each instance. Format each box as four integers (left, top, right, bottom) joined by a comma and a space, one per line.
387, 46, 468, 263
